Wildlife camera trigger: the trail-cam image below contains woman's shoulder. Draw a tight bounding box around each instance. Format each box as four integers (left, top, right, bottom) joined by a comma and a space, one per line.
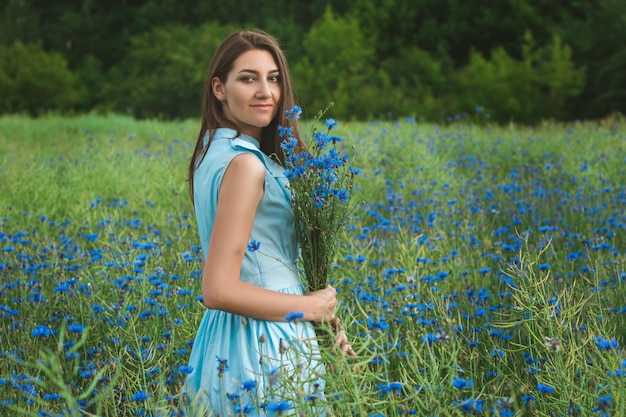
226, 152, 266, 183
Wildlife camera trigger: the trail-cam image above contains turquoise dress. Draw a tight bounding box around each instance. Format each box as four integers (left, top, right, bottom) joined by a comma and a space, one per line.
183, 128, 325, 416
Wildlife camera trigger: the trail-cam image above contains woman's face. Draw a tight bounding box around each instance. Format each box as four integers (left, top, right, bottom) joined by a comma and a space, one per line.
212, 49, 281, 140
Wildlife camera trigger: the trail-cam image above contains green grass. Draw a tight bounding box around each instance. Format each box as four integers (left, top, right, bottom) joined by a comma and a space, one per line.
1, 113, 625, 416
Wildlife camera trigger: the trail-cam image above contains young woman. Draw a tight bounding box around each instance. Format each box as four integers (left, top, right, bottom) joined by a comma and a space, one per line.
183, 29, 353, 416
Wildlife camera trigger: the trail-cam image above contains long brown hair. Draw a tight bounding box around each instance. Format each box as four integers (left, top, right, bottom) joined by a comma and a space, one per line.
187, 29, 303, 202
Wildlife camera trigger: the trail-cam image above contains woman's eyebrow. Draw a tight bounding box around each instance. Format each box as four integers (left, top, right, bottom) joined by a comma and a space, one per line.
238, 68, 280, 74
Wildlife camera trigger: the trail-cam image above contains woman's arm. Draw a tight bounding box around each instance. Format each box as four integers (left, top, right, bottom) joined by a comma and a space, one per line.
201, 152, 337, 322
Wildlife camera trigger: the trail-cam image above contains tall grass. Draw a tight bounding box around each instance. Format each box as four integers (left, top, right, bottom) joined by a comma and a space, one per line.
1, 113, 625, 416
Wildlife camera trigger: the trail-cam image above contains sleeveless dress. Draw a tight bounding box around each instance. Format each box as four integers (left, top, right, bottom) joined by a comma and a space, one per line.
183, 128, 325, 416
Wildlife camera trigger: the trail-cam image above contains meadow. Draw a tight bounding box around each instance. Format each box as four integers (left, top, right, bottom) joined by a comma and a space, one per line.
1, 112, 625, 416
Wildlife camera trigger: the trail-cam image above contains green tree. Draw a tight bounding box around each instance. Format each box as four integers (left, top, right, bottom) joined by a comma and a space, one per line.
0, 42, 80, 115
535, 34, 586, 119
75, 54, 106, 112
380, 46, 452, 120
0, 0, 622, 121
105, 23, 236, 119
564, 0, 626, 118
292, 7, 374, 119
0, 0, 41, 45
454, 32, 585, 123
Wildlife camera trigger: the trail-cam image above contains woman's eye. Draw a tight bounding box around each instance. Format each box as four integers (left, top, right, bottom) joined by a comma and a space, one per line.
241, 76, 256, 82
269, 75, 281, 83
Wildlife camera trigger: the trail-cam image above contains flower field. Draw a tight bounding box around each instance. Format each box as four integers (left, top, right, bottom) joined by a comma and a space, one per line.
1, 113, 625, 416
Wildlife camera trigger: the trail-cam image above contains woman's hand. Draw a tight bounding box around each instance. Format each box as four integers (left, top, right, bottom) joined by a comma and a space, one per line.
305, 285, 338, 322
331, 317, 356, 357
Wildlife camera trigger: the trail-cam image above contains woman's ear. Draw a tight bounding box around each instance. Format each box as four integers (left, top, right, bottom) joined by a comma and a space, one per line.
212, 77, 225, 102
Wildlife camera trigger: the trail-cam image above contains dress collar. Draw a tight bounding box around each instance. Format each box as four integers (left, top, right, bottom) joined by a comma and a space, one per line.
211, 128, 260, 149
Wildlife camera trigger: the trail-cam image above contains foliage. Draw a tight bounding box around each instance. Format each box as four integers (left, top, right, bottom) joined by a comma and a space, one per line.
454, 32, 585, 123
292, 7, 374, 120
0, 42, 80, 115
73, 54, 106, 112
1, 0, 624, 122
379, 46, 452, 120
579, 0, 626, 118
104, 23, 237, 119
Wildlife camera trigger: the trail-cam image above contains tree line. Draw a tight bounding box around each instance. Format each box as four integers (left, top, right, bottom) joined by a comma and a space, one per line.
1, 0, 625, 123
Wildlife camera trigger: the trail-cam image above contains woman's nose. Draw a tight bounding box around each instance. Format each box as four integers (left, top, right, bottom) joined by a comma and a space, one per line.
256, 80, 271, 98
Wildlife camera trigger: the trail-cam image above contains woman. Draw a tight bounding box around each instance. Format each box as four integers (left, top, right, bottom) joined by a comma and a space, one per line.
183, 29, 353, 416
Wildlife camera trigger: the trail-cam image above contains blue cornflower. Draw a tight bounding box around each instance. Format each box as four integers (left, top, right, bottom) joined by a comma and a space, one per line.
131, 390, 150, 402
241, 379, 256, 391
377, 382, 404, 397
452, 377, 473, 390
367, 316, 389, 331
537, 383, 554, 394
490, 348, 505, 359
454, 398, 484, 414
146, 367, 160, 377
280, 136, 298, 154
283, 167, 301, 180
31, 324, 55, 338
216, 356, 229, 377
247, 240, 261, 252
233, 402, 255, 414
494, 398, 514, 416
175, 365, 193, 375
68, 323, 85, 333
595, 336, 618, 350
314, 131, 330, 148
349, 166, 361, 175
326, 118, 338, 130
329, 135, 341, 144
594, 394, 612, 412
266, 398, 292, 414
527, 365, 541, 375
567, 251, 580, 261
333, 188, 350, 203
43, 392, 61, 401
91, 305, 106, 314
277, 125, 293, 138
65, 351, 80, 360
285, 106, 302, 121
422, 333, 440, 344
306, 393, 321, 406
284, 311, 304, 322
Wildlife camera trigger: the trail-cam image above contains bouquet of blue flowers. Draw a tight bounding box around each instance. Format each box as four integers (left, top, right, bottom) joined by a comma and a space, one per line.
279, 104, 359, 292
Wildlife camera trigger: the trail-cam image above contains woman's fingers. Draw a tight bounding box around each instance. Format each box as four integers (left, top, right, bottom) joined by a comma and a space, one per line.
305, 286, 339, 322
324, 286, 338, 321
323, 286, 356, 356
332, 329, 356, 356
332, 330, 345, 350
343, 343, 356, 356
